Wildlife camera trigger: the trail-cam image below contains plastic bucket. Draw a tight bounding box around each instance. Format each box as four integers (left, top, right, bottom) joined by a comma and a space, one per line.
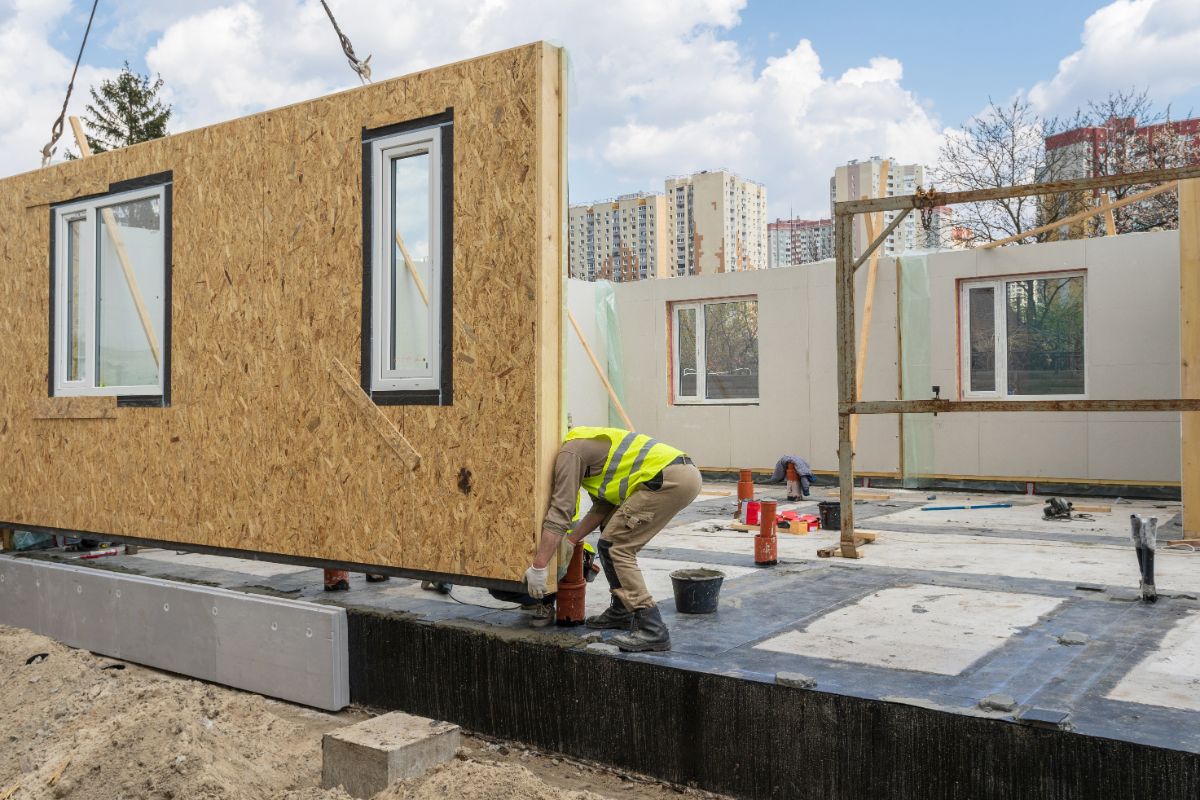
818, 500, 841, 530
745, 501, 761, 525
670, 568, 725, 614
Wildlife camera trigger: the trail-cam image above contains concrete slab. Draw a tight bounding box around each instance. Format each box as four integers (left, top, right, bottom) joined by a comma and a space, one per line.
133, 550, 312, 577
322, 712, 461, 798
0, 555, 348, 710
754, 585, 1063, 675
1108, 611, 1200, 712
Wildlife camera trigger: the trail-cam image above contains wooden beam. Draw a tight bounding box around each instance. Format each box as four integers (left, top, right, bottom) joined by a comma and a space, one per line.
1101, 194, 1118, 237
834, 210, 859, 558
70, 116, 161, 369
850, 207, 883, 448
848, 398, 1200, 414
979, 181, 1178, 249
838, 163, 1200, 215
394, 231, 431, 307
328, 358, 421, 470
567, 308, 634, 430
1182, 179, 1200, 538
852, 210, 909, 271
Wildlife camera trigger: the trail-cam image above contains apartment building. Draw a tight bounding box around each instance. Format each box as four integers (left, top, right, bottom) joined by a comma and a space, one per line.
767, 218, 834, 266
664, 170, 768, 276
830, 157, 942, 258
1041, 115, 1200, 238
568, 192, 669, 282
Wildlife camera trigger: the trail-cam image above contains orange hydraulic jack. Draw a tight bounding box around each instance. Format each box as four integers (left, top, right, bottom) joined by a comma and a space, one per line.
735, 468, 755, 518
755, 500, 778, 566
555, 542, 587, 626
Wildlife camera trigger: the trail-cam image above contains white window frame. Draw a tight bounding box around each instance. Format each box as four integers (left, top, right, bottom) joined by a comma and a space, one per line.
52, 184, 168, 398
671, 296, 759, 405
959, 271, 1088, 401
369, 127, 442, 393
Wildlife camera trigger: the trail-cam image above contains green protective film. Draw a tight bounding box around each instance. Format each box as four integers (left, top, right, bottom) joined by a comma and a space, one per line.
593, 280, 629, 429
898, 253, 933, 488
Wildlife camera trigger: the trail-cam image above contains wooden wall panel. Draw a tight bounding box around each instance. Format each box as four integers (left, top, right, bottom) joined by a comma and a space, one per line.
0, 43, 564, 583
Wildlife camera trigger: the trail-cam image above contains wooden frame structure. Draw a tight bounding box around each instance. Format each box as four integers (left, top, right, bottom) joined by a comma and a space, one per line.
832, 165, 1200, 558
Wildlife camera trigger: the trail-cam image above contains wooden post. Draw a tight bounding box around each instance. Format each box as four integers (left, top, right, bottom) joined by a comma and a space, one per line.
896, 256, 906, 483
69, 116, 162, 368
1101, 193, 1118, 237
394, 231, 431, 307
834, 209, 860, 558
1182, 179, 1200, 537
567, 308, 634, 430
850, 208, 883, 448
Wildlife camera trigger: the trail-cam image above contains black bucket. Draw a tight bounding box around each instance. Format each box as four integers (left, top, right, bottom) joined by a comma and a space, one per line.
670, 568, 725, 614
818, 500, 841, 530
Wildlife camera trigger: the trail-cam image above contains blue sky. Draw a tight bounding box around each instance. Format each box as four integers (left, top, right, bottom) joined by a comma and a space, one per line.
6, 1, 1200, 216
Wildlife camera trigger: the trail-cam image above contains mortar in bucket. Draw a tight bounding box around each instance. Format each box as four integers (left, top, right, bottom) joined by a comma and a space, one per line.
818, 500, 841, 530
670, 568, 725, 614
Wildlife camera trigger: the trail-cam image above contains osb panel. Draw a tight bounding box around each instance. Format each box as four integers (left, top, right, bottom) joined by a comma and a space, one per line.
0, 43, 564, 582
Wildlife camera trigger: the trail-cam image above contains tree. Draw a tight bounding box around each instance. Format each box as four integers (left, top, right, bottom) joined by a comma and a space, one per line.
1056, 89, 1196, 234
72, 62, 171, 156
934, 97, 1068, 246
936, 89, 1197, 245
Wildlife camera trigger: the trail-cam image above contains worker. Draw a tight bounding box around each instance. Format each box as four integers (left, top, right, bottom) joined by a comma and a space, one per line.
524, 427, 701, 652
769, 455, 815, 501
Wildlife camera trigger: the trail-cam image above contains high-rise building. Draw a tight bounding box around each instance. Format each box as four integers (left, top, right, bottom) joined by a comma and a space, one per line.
830, 157, 942, 258
1041, 116, 1200, 238
568, 192, 669, 282
767, 218, 833, 266
664, 170, 767, 276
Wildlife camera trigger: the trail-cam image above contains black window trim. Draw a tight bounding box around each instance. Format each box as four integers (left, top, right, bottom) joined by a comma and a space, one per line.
360, 108, 454, 406
48, 170, 173, 409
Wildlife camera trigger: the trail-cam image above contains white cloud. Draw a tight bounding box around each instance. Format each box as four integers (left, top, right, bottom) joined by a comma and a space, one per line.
0, 1, 116, 176
1030, 0, 1200, 114
0, 0, 945, 216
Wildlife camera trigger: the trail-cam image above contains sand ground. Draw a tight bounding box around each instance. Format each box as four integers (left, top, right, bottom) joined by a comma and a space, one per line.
0, 625, 723, 800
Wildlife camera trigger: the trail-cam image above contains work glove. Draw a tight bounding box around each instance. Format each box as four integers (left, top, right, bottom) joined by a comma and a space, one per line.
556, 540, 576, 582
524, 565, 549, 599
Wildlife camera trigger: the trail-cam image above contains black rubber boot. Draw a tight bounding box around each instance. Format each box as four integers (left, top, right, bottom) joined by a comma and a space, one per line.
611, 606, 671, 652
586, 596, 634, 630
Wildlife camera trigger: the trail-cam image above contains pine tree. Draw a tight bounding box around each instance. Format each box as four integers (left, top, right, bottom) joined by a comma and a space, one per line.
76, 62, 171, 154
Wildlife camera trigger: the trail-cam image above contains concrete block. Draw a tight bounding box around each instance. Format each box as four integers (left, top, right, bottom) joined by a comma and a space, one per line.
775, 672, 817, 689
979, 693, 1017, 713
322, 712, 461, 798
0, 555, 348, 710
1058, 631, 1089, 646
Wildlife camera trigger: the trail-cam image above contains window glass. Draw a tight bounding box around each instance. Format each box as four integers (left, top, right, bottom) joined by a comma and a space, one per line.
703, 300, 758, 401
677, 307, 697, 397
390, 152, 431, 373
1005, 276, 1085, 395
967, 286, 995, 392
66, 217, 85, 382
96, 197, 163, 389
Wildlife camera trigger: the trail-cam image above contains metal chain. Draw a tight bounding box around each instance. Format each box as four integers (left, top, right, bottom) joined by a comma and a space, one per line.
41, 0, 101, 166
914, 185, 941, 232
319, 0, 372, 84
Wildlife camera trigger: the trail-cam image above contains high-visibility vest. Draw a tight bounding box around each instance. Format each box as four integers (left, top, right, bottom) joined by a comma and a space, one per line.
565, 426, 685, 506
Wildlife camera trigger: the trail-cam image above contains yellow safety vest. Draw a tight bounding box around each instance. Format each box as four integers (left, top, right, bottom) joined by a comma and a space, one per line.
565, 426, 684, 506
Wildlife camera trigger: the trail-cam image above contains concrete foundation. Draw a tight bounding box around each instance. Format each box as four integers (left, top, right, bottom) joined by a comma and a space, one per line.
0, 555, 349, 710
322, 712, 461, 798
8, 485, 1200, 798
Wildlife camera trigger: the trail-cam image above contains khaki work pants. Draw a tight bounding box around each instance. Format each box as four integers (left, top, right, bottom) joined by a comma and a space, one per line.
601, 463, 702, 611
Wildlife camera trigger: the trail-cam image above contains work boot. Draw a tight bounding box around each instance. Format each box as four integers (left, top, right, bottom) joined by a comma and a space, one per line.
585, 596, 634, 630
611, 606, 671, 652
